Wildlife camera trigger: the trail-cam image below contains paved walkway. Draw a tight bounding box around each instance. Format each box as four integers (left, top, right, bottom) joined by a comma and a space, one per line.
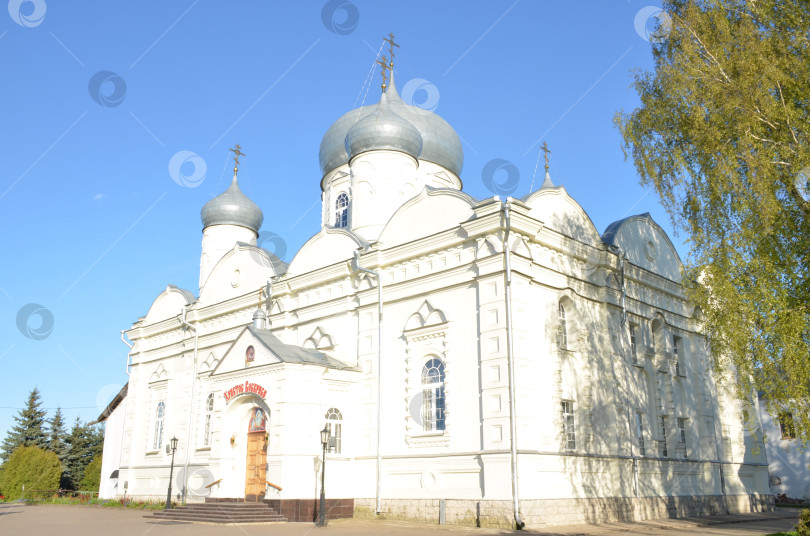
0, 503, 801, 536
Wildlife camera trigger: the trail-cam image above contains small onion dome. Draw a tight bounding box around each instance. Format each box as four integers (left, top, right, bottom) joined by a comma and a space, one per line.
252, 307, 267, 329
200, 174, 264, 233
344, 92, 423, 162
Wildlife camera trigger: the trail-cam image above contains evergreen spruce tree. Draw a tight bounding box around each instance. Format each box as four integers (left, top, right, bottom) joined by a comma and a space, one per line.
47, 408, 69, 488
0, 388, 48, 463
47, 408, 67, 458
63, 419, 105, 490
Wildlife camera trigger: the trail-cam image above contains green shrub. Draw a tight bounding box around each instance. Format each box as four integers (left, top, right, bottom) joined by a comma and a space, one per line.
79, 456, 102, 493
796, 509, 810, 536
0, 446, 61, 499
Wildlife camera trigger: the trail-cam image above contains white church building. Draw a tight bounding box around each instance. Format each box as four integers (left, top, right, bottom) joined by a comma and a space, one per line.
97, 52, 773, 528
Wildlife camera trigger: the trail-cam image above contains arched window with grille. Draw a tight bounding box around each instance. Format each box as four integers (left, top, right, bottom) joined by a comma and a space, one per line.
153, 401, 165, 451
335, 192, 349, 228
324, 408, 342, 453
203, 394, 214, 447
557, 301, 568, 349
421, 358, 446, 431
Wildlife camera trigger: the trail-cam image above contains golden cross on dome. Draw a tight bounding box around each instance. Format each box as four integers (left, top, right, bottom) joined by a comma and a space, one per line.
230, 143, 246, 173
384, 32, 399, 68
541, 141, 551, 171
376, 55, 389, 91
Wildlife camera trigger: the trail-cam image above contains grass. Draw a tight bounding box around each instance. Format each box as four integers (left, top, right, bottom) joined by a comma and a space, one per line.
0, 495, 168, 510
765, 532, 796, 536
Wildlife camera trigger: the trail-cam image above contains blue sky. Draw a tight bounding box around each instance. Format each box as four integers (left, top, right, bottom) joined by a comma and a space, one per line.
0, 1, 679, 438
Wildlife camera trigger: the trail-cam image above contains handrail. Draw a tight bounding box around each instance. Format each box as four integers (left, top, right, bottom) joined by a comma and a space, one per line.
264, 481, 282, 492
204, 479, 222, 489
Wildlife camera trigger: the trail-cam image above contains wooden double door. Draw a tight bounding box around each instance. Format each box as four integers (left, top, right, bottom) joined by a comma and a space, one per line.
245, 407, 268, 501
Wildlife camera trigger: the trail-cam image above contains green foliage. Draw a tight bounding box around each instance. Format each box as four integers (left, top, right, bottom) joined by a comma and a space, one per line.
615, 0, 810, 443
1, 388, 49, 462
0, 446, 61, 499
79, 456, 102, 493
797, 509, 810, 536
63, 418, 104, 490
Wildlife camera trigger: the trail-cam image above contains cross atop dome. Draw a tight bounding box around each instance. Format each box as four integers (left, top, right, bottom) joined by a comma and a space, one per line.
230, 143, 246, 175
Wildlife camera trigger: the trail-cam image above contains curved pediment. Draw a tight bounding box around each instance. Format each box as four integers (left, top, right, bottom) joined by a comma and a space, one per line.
287, 227, 369, 275
199, 243, 285, 305
524, 186, 601, 245
144, 285, 196, 325
378, 186, 476, 248
602, 213, 683, 282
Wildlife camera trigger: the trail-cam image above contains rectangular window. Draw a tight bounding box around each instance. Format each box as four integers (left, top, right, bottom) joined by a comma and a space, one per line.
659, 417, 668, 458
677, 418, 687, 444
778, 412, 796, 439
630, 324, 638, 362
636, 412, 646, 456
561, 400, 576, 451
673, 336, 682, 375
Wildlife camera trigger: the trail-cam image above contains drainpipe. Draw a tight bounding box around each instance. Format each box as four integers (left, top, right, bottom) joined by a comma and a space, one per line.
500, 199, 524, 530
121, 330, 133, 375
610, 246, 640, 496
180, 306, 199, 505
118, 330, 133, 499
352, 250, 384, 515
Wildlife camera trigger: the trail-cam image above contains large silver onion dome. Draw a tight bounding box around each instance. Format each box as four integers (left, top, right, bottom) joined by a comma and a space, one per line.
319, 74, 464, 179
344, 93, 423, 161
201, 174, 264, 233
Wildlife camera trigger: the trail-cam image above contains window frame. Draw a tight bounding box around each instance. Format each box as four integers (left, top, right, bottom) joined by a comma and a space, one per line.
635, 412, 646, 456
673, 335, 683, 375
203, 393, 214, 447
334, 192, 349, 229
630, 323, 639, 363
421, 358, 446, 432
153, 401, 165, 451
778, 412, 796, 439
561, 400, 576, 451
557, 302, 568, 350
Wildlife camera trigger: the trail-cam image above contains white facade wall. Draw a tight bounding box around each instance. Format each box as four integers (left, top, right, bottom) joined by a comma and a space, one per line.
758, 398, 810, 501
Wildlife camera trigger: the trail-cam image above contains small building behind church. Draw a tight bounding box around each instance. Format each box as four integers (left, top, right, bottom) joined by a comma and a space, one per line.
96, 50, 772, 528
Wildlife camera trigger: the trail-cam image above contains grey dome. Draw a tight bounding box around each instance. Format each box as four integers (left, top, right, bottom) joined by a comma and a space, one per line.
345, 93, 423, 161
201, 174, 263, 233
319, 74, 464, 179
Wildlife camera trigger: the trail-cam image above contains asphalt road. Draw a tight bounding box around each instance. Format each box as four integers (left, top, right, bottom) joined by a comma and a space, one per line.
0, 503, 801, 536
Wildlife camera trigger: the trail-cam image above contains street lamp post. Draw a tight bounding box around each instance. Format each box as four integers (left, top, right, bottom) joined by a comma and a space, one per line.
165, 436, 179, 510
316, 426, 329, 527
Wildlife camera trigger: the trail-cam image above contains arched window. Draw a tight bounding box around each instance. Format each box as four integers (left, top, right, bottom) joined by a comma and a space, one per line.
557, 302, 568, 349
153, 401, 165, 450
203, 394, 214, 447
324, 408, 342, 453
421, 358, 446, 431
335, 193, 349, 228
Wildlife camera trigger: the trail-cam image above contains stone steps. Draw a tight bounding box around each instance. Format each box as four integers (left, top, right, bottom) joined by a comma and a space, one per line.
145, 501, 287, 524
